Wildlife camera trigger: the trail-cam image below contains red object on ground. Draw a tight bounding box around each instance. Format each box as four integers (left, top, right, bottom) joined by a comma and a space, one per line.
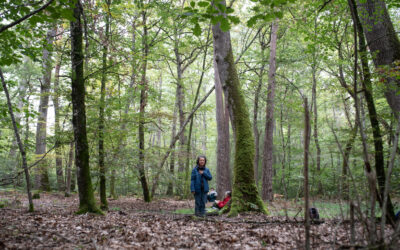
217, 196, 231, 208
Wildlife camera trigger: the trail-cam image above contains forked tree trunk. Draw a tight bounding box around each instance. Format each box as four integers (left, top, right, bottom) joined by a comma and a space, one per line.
35, 27, 56, 191
262, 21, 278, 201
70, 1, 100, 214
212, 0, 266, 217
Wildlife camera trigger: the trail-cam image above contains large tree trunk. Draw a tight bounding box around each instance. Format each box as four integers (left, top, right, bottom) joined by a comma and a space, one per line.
212, 0, 266, 216
98, 0, 111, 210
303, 98, 311, 250
215, 53, 231, 199
351, 0, 396, 223
54, 53, 65, 192
70, 1, 100, 214
262, 21, 278, 202
1, 68, 34, 212
34, 27, 56, 191
356, 0, 400, 114
138, 9, 150, 202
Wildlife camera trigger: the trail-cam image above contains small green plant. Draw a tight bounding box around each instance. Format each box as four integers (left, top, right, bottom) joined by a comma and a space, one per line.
109, 207, 121, 211
174, 208, 194, 214
0, 198, 10, 208
32, 193, 40, 199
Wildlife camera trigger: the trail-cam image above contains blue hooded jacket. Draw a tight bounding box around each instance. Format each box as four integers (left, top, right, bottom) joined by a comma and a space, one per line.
190, 165, 212, 194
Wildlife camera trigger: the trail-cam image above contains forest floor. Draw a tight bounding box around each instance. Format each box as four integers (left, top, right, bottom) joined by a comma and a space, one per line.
0, 191, 399, 249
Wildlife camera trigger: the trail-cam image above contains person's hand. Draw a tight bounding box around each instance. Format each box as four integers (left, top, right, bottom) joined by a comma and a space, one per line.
199, 170, 204, 174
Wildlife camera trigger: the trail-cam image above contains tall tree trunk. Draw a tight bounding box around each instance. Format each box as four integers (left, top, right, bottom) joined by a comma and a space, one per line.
98, 0, 111, 210
356, 0, 400, 114
303, 98, 311, 250
166, 103, 177, 196
70, 1, 100, 214
212, 0, 266, 216
65, 141, 74, 197
253, 29, 267, 187
214, 46, 231, 199
262, 21, 278, 201
1, 68, 34, 212
351, 0, 396, 223
35, 27, 56, 191
311, 65, 322, 195
54, 53, 65, 192
138, 9, 150, 202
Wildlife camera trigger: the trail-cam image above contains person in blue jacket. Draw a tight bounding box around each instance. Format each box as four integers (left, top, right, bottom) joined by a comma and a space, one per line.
190, 155, 212, 217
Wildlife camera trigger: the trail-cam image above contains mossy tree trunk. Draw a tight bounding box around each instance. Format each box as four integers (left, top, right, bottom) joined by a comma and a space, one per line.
212, 0, 267, 217
70, 1, 101, 214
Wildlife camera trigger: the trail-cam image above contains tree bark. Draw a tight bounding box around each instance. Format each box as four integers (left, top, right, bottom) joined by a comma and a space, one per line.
356, 0, 400, 114
70, 1, 100, 214
54, 53, 65, 192
65, 141, 74, 197
98, 0, 111, 210
1, 68, 34, 212
303, 98, 311, 250
35, 27, 56, 191
212, 0, 266, 216
350, 0, 396, 223
262, 21, 278, 202
138, 8, 150, 202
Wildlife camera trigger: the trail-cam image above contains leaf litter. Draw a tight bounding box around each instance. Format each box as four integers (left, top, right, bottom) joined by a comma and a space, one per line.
0, 192, 398, 249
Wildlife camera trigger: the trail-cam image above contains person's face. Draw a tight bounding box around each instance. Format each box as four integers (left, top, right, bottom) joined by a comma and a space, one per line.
198, 157, 206, 167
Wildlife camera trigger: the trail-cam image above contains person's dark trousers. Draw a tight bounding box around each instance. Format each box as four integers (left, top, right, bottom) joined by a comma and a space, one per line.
194, 192, 207, 216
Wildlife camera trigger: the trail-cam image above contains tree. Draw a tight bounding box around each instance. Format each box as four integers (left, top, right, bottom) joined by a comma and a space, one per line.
70, 0, 101, 214
212, 0, 267, 216
34, 27, 56, 191
262, 20, 278, 201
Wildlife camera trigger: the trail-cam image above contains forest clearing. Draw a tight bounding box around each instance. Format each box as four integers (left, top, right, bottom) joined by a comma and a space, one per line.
2, 0, 400, 249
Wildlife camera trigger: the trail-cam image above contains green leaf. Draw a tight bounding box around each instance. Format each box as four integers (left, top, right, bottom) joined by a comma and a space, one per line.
228, 16, 240, 25
190, 1, 195, 7
220, 18, 230, 32
193, 22, 201, 36
198, 1, 209, 7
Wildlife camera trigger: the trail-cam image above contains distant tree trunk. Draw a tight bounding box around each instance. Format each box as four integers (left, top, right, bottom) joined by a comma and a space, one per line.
138, 9, 150, 202
110, 169, 117, 199
65, 141, 74, 197
349, 0, 400, 223
35, 27, 56, 191
311, 65, 322, 195
1, 68, 34, 212
253, 28, 267, 186
98, 0, 111, 210
303, 98, 311, 250
166, 103, 177, 196
54, 54, 65, 192
212, 0, 266, 216
70, 1, 100, 214
262, 21, 278, 202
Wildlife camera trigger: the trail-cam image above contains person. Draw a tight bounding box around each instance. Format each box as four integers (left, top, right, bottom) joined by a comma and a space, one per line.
190, 155, 212, 217
212, 191, 231, 209
207, 188, 218, 203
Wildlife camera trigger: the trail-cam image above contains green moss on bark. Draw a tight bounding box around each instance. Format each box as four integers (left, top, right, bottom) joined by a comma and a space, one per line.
224, 46, 268, 217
